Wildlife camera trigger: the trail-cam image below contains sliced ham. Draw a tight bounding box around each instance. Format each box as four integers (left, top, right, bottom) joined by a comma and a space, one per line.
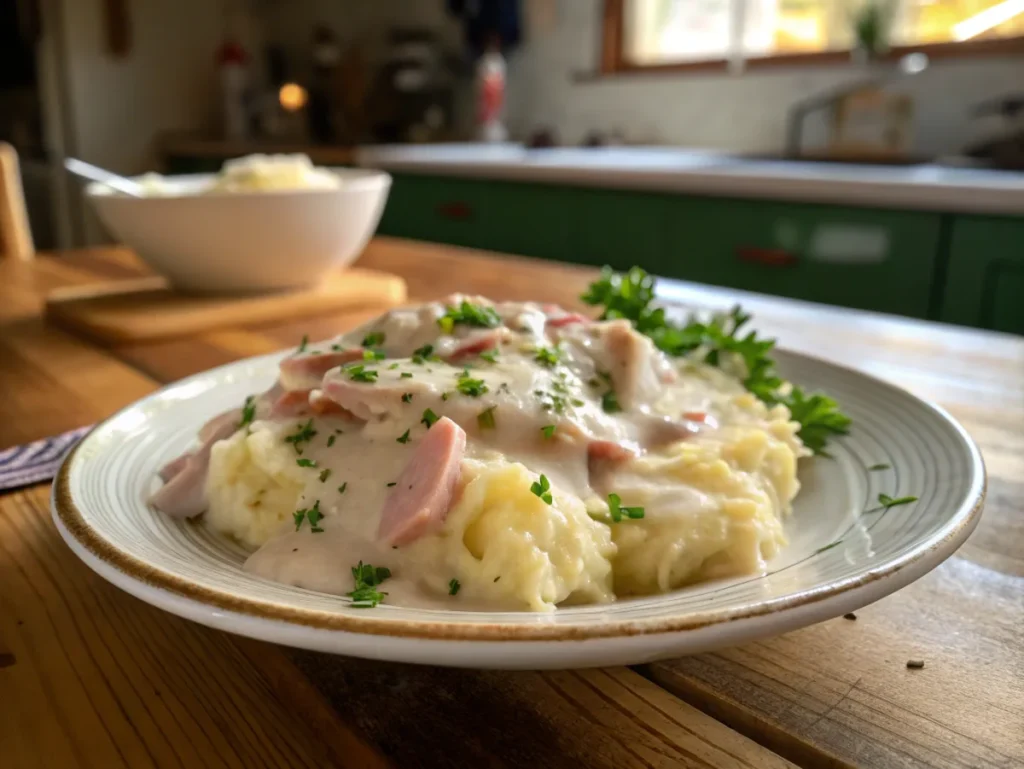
150, 409, 241, 519
279, 348, 365, 391
445, 329, 508, 362
378, 416, 466, 546
546, 312, 589, 329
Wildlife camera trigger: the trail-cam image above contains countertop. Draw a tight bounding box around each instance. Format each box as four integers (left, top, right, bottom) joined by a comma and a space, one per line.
356, 143, 1024, 215
2, 238, 1022, 768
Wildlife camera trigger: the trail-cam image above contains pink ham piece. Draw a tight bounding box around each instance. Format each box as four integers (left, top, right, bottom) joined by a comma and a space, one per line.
150, 409, 242, 518
279, 348, 365, 390
445, 329, 506, 362
378, 416, 466, 547
546, 312, 589, 328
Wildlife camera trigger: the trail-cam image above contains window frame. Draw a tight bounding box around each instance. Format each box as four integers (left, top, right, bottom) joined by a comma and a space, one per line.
599, 0, 1024, 76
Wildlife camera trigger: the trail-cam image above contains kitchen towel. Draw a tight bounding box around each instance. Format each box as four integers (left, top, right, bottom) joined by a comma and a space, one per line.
0, 426, 91, 491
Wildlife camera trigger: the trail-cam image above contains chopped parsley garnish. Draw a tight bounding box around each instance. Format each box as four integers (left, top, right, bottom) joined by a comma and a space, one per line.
400, 372, 414, 379
338, 482, 348, 494
293, 500, 324, 533
868, 463, 890, 471
448, 579, 461, 596
607, 493, 645, 522
297, 334, 309, 353
397, 429, 411, 444
530, 474, 553, 505
388, 362, 400, 370
362, 331, 386, 347
401, 392, 413, 403
238, 395, 256, 429
477, 405, 497, 430
386, 482, 397, 487
441, 391, 452, 401
296, 458, 318, 468
601, 389, 621, 414
319, 468, 331, 483
284, 418, 317, 454
868, 493, 918, 513
421, 408, 439, 428
456, 374, 489, 397
581, 266, 850, 454
327, 434, 336, 447
479, 349, 499, 363
347, 562, 391, 608
411, 344, 435, 364
533, 346, 560, 367
331, 343, 344, 352
541, 424, 556, 439
346, 364, 379, 383
437, 301, 501, 334
363, 349, 386, 361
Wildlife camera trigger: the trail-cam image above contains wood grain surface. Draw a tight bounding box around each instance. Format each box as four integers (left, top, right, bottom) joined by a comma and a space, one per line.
1, 239, 1021, 769
0, 243, 796, 769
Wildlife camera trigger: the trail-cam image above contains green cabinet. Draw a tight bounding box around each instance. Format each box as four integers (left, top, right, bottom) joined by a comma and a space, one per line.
660, 198, 943, 318
564, 188, 672, 271
942, 215, 1024, 334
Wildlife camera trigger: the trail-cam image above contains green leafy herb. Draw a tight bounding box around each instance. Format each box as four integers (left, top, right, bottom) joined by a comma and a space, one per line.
347, 562, 392, 608
397, 429, 411, 444
338, 482, 348, 494
401, 392, 413, 403
284, 419, 317, 454
327, 434, 336, 448
346, 364, 379, 383
296, 458, 318, 468
363, 349, 386, 361
479, 349, 499, 363
411, 344, 436, 364
601, 389, 621, 414
401, 372, 414, 379
456, 374, 489, 397
331, 343, 344, 352
541, 424, 556, 439
477, 405, 497, 430
238, 395, 257, 429
386, 481, 397, 487
319, 468, 331, 483
530, 474, 553, 505
581, 266, 851, 454
441, 391, 452, 401
448, 579, 461, 596
867, 493, 919, 514
298, 334, 309, 353
388, 362, 400, 370
437, 302, 501, 334
868, 463, 890, 471
362, 331, 386, 347
607, 493, 645, 522
294, 500, 325, 533
421, 408, 439, 429
533, 346, 560, 367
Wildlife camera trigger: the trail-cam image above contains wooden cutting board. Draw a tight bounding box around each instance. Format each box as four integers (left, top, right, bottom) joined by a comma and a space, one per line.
45, 268, 407, 345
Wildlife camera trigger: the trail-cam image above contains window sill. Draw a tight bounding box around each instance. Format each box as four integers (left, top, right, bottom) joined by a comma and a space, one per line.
580, 36, 1024, 82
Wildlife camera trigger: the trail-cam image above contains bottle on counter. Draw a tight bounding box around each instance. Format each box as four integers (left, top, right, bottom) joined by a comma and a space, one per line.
475, 37, 507, 143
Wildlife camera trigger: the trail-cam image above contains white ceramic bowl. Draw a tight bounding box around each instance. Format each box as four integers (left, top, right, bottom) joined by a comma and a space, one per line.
86, 169, 391, 293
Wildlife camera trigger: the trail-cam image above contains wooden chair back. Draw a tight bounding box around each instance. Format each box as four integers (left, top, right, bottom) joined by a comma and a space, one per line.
0, 141, 35, 260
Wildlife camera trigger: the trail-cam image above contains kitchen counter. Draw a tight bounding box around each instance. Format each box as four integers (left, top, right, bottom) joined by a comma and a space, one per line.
356, 143, 1024, 215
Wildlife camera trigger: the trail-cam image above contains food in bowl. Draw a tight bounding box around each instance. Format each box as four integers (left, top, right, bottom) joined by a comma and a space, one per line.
136, 153, 341, 196
150, 268, 850, 611
86, 158, 391, 293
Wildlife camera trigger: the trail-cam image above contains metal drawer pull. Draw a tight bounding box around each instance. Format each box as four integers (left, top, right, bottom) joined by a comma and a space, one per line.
736, 246, 799, 267
437, 202, 473, 220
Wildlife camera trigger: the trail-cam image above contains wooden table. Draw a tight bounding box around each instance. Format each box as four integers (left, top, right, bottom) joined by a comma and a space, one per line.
2, 238, 1022, 769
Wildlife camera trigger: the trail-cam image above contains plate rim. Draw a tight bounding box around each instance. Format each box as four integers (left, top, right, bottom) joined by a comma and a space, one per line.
52, 348, 987, 642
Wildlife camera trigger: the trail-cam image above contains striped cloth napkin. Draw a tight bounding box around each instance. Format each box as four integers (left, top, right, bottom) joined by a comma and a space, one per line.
0, 426, 92, 491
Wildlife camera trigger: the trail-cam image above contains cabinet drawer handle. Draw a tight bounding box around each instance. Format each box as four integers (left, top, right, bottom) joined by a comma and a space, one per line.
736, 246, 799, 267
437, 201, 473, 220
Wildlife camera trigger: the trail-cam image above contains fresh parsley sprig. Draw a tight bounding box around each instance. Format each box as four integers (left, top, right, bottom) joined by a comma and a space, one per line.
581, 266, 851, 455
348, 562, 392, 608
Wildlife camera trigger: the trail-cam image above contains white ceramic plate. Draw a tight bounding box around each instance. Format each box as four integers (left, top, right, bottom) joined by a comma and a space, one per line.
52, 349, 985, 669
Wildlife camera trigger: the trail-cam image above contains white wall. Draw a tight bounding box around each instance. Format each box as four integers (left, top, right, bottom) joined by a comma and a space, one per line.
505, 0, 1024, 156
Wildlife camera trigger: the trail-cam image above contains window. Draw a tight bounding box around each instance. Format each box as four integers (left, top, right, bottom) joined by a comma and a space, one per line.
603, 0, 1024, 73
